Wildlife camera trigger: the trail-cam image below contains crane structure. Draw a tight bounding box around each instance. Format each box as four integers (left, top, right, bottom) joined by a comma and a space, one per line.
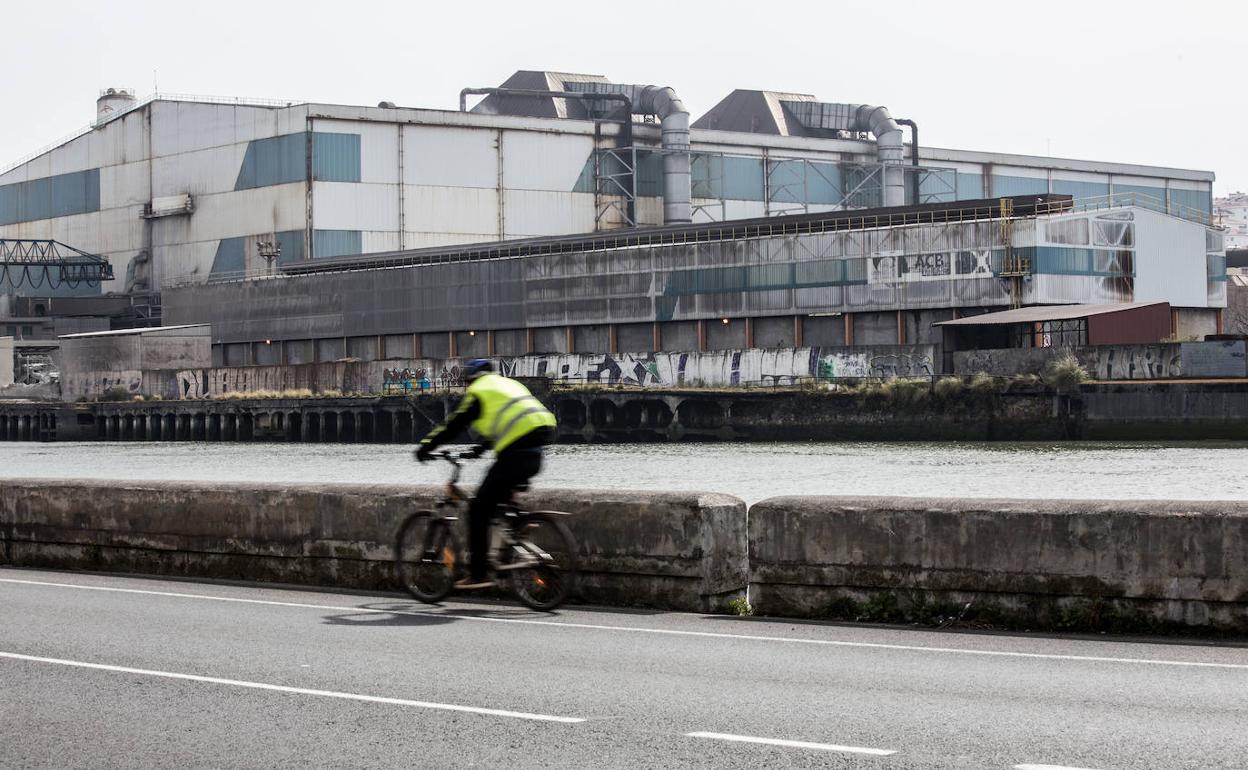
0, 239, 114, 290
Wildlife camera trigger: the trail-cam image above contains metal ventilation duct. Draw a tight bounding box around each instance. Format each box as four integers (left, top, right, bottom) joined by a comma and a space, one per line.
565, 82, 692, 225
781, 101, 907, 207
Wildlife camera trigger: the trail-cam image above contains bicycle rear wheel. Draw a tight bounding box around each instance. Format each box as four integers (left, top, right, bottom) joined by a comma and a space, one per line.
394, 511, 459, 603
505, 513, 578, 611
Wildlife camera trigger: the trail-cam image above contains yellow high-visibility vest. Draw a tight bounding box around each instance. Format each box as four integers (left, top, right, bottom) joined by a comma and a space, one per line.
468, 374, 556, 452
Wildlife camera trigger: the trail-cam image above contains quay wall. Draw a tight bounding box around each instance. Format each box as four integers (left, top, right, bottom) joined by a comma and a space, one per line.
4, 480, 1246, 632
749, 496, 1248, 632
0, 478, 747, 613
4, 381, 1248, 443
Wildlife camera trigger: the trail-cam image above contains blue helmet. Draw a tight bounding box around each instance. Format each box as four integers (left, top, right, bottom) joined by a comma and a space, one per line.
464, 358, 494, 380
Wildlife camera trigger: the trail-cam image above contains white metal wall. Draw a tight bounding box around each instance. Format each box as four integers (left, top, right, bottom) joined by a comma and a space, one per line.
1133, 208, 1212, 308
0, 97, 1219, 298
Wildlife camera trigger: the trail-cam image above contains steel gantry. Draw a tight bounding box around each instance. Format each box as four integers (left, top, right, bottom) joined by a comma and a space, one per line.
0, 239, 114, 289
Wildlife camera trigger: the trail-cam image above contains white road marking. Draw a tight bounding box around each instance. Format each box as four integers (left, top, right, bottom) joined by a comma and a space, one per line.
0, 650, 583, 724
686, 731, 895, 756
1015, 765, 1103, 770
4, 576, 1248, 671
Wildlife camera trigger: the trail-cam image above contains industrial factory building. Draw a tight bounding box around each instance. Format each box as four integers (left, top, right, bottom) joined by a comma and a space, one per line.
0, 70, 1227, 376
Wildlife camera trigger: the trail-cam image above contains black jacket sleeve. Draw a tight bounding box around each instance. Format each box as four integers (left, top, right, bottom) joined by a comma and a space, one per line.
419, 393, 482, 450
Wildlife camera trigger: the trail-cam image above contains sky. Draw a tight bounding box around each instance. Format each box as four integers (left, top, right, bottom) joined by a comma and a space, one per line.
3, 0, 1244, 194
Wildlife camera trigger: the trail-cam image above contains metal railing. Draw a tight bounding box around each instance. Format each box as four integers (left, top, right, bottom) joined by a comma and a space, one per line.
1034, 191, 1215, 227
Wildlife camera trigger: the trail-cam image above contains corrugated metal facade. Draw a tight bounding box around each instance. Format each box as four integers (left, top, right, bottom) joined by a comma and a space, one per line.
164, 205, 1221, 349
0, 94, 1220, 304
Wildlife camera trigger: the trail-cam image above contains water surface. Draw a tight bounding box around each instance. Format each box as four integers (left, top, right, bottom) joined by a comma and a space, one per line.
2, 441, 1245, 504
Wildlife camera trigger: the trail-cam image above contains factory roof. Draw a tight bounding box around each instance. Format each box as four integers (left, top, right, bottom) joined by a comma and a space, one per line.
935, 303, 1168, 326
57, 324, 210, 339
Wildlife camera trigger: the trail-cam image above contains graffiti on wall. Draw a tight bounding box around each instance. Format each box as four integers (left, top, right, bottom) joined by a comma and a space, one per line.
814, 351, 935, 380
89, 345, 936, 401
383, 367, 431, 393
1088, 346, 1181, 380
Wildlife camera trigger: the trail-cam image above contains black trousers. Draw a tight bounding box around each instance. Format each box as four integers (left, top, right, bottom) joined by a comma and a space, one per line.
467, 446, 543, 581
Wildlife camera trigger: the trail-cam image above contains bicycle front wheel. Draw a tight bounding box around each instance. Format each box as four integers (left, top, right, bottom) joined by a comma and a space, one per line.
505, 513, 578, 612
394, 511, 459, 603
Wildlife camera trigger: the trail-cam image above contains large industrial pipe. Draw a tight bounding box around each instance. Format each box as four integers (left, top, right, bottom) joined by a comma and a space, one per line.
640, 86, 691, 225
853, 105, 906, 207
564, 83, 691, 224
896, 118, 920, 205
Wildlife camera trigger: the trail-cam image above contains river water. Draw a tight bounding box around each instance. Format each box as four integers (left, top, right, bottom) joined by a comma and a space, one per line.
2, 441, 1246, 504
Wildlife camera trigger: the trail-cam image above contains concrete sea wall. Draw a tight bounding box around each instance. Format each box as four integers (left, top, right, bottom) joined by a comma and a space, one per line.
0, 479, 747, 613
4, 480, 1247, 632
7, 381, 1248, 443
749, 496, 1248, 632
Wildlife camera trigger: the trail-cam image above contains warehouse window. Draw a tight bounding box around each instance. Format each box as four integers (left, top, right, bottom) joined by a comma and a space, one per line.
0, 169, 101, 226
1045, 218, 1090, 245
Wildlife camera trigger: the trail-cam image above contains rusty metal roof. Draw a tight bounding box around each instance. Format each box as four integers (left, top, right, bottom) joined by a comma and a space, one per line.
934, 302, 1169, 326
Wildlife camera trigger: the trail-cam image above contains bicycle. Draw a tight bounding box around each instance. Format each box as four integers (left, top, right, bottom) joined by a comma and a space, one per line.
393, 450, 578, 611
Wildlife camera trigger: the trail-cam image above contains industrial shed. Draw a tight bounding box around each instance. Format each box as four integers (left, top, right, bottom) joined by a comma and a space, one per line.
936, 302, 1175, 351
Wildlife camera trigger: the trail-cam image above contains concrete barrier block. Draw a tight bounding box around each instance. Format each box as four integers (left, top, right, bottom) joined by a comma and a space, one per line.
749, 496, 1248, 632
0, 478, 747, 613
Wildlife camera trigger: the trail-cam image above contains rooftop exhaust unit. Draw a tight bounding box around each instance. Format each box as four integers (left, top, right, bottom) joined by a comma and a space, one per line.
562, 82, 691, 225
781, 101, 908, 207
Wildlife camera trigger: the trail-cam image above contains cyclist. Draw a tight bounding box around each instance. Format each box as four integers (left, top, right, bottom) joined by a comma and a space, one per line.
415, 359, 556, 590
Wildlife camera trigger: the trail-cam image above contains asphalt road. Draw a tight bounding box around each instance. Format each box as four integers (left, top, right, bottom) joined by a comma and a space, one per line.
3, 567, 1247, 769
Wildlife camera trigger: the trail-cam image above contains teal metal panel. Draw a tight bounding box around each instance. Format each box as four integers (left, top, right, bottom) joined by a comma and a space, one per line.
235, 133, 305, 190
1111, 184, 1167, 208
723, 156, 764, 201
955, 173, 983, 201
1171, 188, 1212, 215
918, 168, 957, 204
312, 133, 361, 183
235, 132, 360, 189
313, 229, 362, 258
1051, 179, 1109, 200
991, 175, 1047, 197
0, 169, 100, 226
277, 230, 305, 263
1031, 246, 1134, 277
210, 237, 246, 275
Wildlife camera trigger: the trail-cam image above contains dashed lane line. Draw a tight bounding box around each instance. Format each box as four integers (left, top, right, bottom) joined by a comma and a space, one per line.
4, 576, 1248, 671
686, 731, 895, 756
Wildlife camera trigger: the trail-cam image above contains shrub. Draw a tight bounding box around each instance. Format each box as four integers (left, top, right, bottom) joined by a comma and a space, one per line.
97, 386, 134, 402
725, 597, 753, 616
1043, 354, 1089, 390
879, 377, 930, 407
933, 376, 964, 399
968, 372, 997, 393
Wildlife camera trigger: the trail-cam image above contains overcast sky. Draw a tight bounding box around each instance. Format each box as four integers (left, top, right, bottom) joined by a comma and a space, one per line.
4, 0, 1243, 194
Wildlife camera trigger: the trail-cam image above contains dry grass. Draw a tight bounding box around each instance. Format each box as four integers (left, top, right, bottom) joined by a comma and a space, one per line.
1042, 354, 1090, 389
